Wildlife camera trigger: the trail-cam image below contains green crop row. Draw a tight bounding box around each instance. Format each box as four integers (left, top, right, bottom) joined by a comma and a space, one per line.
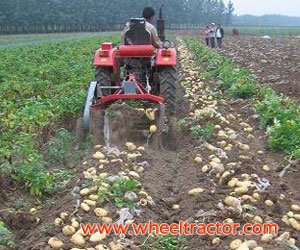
0, 34, 120, 196
183, 37, 300, 158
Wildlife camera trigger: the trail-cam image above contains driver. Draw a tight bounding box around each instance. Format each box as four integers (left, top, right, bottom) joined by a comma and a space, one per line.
122, 7, 162, 49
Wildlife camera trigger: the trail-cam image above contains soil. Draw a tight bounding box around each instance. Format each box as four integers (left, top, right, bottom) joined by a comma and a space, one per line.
220, 36, 300, 103
1, 36, 300, 250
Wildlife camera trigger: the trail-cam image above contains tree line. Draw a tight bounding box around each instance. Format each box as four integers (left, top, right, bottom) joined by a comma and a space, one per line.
0, 0, 234, 34
233, 15, 300, 27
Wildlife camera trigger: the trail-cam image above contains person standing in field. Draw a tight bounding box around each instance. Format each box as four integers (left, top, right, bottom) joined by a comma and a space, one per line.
203, 25, 210, 46
216, 24, 224, 48
209, 23, 216, 48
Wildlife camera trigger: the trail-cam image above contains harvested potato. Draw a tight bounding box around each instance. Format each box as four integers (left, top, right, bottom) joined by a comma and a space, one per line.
93, 151, 105, 160
287, 238, 296, 245
60, 212, 69, 220
90, 232, 107, 242
94, 208, 108, 217
262, 165, 270, 172
288, 218, 300, 231
54, 217, 64, 226
294, 214, 300, 220
264, 200, 274, 207
149, 125, 157, 134
71, 220, 80, 229
89, 194, 99, 201
202, 165, 210, 173
252, 216, 263, 224
102, 217, 113, 224
224, 196, 240, 208
234, 186, 248, 195
30, 208, 37, 215
236, 242, 249, 250
125, 142, 137, 152
229, 239, 242, 249
228, 178, 238, 188
252, 193, 261, 201
282, 215, 290, 225
71, 233, 85, 246
62, 225, 76, 236
109, 242, 123, 250
246, 240, 257, 248
194, 156, 202, 163
139, 198, 148, 206
291, 204, 300, 212
188, 188, 205, 196
83, 200, 97, 207
212, 237, 221, 245
48, 237, 64, 249
80, 188, 90, 196
80, 202, 90, 212
223, 218, 234, 224
129, 171, 140, 179
172, 204, 180, 210
95, 245, 109, 250
137, 146, 145, 152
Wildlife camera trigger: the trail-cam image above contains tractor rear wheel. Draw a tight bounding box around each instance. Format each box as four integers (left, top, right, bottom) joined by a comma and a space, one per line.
159, 66, 178, 150
159, 66, 178, 116
95, 67, 112, 97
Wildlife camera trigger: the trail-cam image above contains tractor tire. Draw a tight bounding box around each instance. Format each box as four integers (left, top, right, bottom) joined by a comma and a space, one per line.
159, 66, 178, 150
159, 66, 178, 116
89, 108, 105, 145
95, 67, 112, 97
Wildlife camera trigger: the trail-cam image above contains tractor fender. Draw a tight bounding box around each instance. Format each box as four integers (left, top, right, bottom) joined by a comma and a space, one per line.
94, 48, 115, 67
156, 48, 177, 66
83, 81, 97, 132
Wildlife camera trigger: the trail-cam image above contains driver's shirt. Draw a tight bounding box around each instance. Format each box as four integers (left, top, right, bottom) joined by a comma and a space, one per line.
122, 21, 162, 49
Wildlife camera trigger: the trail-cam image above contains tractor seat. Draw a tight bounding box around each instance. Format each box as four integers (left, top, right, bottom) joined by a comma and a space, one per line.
124, 18, 151, 45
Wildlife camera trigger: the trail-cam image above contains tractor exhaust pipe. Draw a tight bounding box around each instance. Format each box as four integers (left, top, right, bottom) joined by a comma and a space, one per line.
157, 4, 165, 42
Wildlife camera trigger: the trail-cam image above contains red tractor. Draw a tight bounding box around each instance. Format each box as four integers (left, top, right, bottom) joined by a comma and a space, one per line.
81, 10, 178, 149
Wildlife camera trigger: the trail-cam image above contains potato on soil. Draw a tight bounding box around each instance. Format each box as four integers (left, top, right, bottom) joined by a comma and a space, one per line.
229, 239, 242, 249
188, 188, 205, 196
93, 151, 106, 160
94, 208, 108, 217
48, 237, 64, 249
90, 232, 107, 242
71, 233, 86, 246
62, 225, 76, 236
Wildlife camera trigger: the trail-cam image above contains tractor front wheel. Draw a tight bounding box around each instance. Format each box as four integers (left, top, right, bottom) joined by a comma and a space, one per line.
95, 67, 112, 97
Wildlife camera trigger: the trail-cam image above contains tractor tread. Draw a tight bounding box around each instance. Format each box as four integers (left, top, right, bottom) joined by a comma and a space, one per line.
159, 66, 178, 116
95, 67, 112, 96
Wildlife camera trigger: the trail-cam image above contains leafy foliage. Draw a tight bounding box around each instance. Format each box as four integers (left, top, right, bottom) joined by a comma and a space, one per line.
190, 123, 215, 141
0, 221, 15, 248
140, 234, 188, 250
97, 176, 140, 208
0, 34, 120, 196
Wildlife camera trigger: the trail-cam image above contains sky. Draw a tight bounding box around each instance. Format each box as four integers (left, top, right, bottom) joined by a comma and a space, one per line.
223, 0, 300, 17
